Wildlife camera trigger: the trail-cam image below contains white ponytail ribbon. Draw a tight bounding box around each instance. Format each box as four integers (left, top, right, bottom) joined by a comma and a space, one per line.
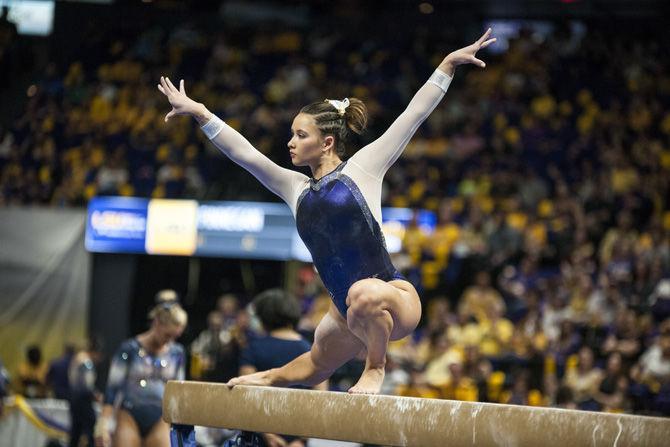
325, 98, 350, 116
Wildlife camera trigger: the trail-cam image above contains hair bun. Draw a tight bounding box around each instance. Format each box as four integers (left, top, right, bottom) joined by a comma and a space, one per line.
155, 289, 179, 304
148, 289, 188, 326
299, 97, 369, 157
343, 98, 368, 135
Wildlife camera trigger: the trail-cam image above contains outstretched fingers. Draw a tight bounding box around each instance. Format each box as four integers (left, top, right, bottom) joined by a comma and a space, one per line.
164, 76, 179, 93
471, 28, 495, 67
158, 76, 184, 122
480, 37, 497, 49
476, 27, 492, 45
158, 76, 173, 96
470, 57, 485, 68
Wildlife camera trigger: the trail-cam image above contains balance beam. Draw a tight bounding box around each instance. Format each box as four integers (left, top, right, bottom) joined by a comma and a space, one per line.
163, 380, 670, 447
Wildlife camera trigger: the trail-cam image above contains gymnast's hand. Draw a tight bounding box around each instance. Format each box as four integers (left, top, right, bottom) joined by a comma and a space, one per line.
439, 28, 497, 75
93, 416, 111, 447
157, 76, 209, 123
226, 369, 275, 388
263, 433, 288, 447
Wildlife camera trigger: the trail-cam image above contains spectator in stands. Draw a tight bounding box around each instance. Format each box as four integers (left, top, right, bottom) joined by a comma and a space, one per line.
458, 271, 505, 324
68, 339, 103, 447
396, 363, 439, 399
0, 357, 9, 416
549, 319, 582, 378
594, 352, 629, 412
501, 369, 542, 406
231, 288, 322, 447
0, 6, 18, 87
46, 343, 76, 400
440, 358, 478, 402
190, 310, 242, 382
96, 147, 130, 196
554, 386, 578, 410
638, 328, 670, 384
601, 308, 642, 366
190, 310, 224, 380
17, 345, 48, 398
629, 325, 670, 415
563, 346, 603, 411
650, 279, 670, 322
216, 293, 241, 330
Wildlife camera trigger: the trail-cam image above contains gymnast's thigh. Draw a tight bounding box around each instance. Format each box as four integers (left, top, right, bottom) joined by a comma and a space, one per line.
143, 419, 170, 447
386, 279, 422, 340
112, 409, 142, 447
311, 304, 365, 371
347, 278, 422, 341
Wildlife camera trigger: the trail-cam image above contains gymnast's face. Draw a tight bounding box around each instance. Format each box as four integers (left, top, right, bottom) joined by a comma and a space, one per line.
288, 113, 334, 167
154, 321, 185, 346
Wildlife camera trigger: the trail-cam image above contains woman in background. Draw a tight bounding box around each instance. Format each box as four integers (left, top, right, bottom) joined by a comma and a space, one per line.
95, 290, 187, 447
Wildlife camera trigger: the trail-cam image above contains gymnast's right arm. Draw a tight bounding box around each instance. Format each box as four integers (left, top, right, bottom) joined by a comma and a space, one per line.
227, 351, 331, 389
94, 346, 129, 447
157, 76, 306, 204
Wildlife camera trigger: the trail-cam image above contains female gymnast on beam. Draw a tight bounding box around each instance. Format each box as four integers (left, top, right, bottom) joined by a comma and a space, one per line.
158, 29, 496, 394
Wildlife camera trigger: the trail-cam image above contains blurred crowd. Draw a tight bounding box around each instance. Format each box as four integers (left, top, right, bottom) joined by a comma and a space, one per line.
1, 12, 669, 423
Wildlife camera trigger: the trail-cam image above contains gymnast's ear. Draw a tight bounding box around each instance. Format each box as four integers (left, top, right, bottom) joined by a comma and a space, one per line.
322, 135, 335, 152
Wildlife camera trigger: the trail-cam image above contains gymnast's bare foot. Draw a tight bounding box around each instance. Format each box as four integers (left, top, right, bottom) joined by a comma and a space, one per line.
348, 366, 385, 394
226, 370, 274, 388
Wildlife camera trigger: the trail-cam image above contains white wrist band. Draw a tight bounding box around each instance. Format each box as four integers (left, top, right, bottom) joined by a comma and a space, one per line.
428, 69, 453, 93
200, 115, 225, 140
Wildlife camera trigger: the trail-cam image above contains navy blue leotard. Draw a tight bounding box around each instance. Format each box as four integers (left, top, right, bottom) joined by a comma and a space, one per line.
205, 69, 452, 317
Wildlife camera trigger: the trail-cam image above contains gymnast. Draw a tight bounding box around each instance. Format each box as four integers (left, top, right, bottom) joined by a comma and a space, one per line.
158, 29, 495, 394
95, 291, 187, 447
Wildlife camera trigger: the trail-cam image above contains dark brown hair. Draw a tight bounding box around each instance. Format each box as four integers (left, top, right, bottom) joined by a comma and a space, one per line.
299, 98, 368, 157
252, 288, 301, 331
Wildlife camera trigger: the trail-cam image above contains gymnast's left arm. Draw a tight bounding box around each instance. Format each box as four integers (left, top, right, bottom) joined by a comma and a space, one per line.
349, 28, 496, 179
175, 345, 186, 380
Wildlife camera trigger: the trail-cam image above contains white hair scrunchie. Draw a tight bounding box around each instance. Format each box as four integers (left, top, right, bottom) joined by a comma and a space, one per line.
325, 98, 350, 116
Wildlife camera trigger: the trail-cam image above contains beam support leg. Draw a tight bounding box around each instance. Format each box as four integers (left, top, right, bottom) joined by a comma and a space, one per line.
169, 424, 196, 447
